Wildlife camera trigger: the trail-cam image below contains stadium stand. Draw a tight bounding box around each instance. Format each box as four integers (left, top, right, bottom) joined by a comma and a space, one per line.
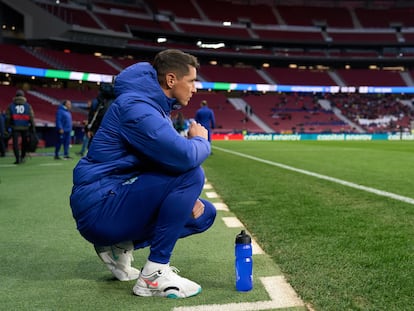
196, 0, 279, 25
199, 65, 268, 84
263, 67, 336, 86
276, 5, 354, 28
0, 44, 53, 68
35, 87, 98, 103
327, 31, 399, 44
335, 69, 406, 86
328, 93, 414, 132
36, 3, 102, 29
253, 29, 325, 43
149, 0, 202, 19
35, 48, 119, 74
95, 12, 173, 33
243, 93, 353, 133
93, 1, 148, 15
354, 7, 414, 28
111, 57, 141, 70
0, 0, 413, 138
175, 22, 252, 39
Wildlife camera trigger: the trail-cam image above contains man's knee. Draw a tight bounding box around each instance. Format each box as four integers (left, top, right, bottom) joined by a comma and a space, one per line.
179, 198, 216, 239
201, 199, 216, 226
181, 166, 205, 190
192, 199, 216, 234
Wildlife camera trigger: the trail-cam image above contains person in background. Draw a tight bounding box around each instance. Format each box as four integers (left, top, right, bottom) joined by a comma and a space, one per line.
86, 83, 115, 147
5, 90, 35, 164
77, 120, 89, 157
54, 99, 73, 160
195, 100, 215, 143
70, 49, 216, 299
0, 109, 6, 157
76, 100, 92, 157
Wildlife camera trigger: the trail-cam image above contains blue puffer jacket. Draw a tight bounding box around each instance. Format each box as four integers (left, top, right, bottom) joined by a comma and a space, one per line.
70, 62, 211, 218
56, 104, 72, 132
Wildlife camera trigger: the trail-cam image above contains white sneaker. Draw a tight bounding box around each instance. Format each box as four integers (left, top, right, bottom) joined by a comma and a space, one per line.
94, 241, 140, 281
133, 266, 202, 298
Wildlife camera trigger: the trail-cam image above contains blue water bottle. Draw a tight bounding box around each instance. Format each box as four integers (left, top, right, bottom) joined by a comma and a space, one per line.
235, 230, 253, 291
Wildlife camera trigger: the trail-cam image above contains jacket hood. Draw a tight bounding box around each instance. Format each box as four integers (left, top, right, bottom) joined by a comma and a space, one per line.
113, 62, 178, 115
13, 96, 27, 104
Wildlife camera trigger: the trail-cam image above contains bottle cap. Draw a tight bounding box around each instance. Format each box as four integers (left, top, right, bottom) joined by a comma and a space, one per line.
235, 230, 251, 244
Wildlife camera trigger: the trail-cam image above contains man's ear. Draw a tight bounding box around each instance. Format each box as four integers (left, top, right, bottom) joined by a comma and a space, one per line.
166, 73, 176, 89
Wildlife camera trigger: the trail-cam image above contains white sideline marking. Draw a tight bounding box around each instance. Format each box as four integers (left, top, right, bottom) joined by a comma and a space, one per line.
0, 164, 17, 168
206, 191, 219, 198
0, 163, 63, 168
172, 276, 304, 311
222, 216, 243, 228
214, 146, 414, 205
39, 163, 63, 166
213, 202, 229, 211
203, 183, 213, 190
261, 276, 304, 307
251, 238, 265, 255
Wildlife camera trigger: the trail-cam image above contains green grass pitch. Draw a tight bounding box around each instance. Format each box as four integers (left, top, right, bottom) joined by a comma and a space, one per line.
0, 140, 413, 310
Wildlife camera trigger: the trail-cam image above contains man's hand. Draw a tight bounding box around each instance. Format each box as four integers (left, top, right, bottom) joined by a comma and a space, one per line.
192, 199, 205, 219
187, 121, 208, 140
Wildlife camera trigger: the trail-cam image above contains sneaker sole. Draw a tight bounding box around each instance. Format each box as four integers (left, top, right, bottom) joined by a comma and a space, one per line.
95, 248, 140, 281
133, 285, 202, 298
112, 268, 140, 281
167, 287, 202, 299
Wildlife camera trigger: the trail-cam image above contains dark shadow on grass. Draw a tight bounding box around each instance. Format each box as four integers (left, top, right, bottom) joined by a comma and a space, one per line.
0, 242, 114, 282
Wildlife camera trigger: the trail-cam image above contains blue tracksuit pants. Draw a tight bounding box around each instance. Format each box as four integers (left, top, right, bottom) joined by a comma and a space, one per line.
55, 131, 71, 157
75, 166, 216, 264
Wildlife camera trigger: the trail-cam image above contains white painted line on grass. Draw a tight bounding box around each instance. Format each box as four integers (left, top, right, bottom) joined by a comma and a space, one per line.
205, 191, 219, 198
222, 216, 243, 228
39, 163, 63, 166
0, 164, 17, 168
203, 183, 213, 190
213, 202, 229, 211
172, 276, 304, 311
1, 163, 63, 167
214, 146, 414, 205
261, 276, 304, 307
251, 239, 265, 255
